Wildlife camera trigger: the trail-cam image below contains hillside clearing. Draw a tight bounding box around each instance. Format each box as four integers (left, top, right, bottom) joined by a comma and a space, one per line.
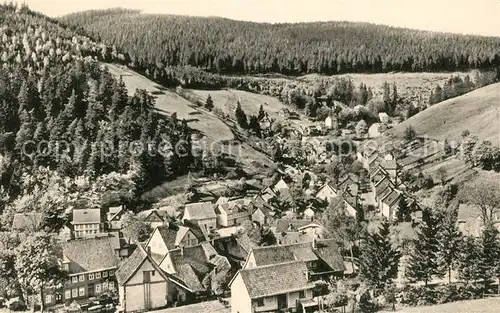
380, 297, 500, 313
185, 88, 287, 117
105, 64, 273, 173
389, 82, 500, 146
301, 71, 473, 98
105, 63, 234, 143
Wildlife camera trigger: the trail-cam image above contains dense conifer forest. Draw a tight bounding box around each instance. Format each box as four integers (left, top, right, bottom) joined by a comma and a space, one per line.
0, 4, 193, 218
62, 8, 500, 76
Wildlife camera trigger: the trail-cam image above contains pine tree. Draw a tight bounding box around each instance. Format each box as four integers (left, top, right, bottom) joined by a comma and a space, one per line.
437, 207, 462, 283
382, 82, 391, 108
457, 236, 484, 285
391, 83, 398, 113
235, 100, 248, 128
406, 208, 444, 287
359, 219, 400, 289
205, 94, 214, 111
481, 222, 500, 291
395, 196, 412, 223
258, 104, 266, 120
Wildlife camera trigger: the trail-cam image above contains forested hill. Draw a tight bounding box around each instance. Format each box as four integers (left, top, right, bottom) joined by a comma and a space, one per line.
61, 8, 500, 75
0, 4, 193, 226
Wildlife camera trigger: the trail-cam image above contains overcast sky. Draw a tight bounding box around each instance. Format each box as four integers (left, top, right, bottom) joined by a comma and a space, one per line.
17, 0, 500, 37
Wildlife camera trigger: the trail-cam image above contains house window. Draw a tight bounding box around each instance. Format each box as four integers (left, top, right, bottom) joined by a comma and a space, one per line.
151, 270, 155, 276
95, 284, 101, 294
299, 291, 305, 299
65, 290, 71, 299
89, 273, 94, 280
256, 298, 264, 307
103, 271, 108, 278
109, 270, 115, 276
95, 272, 101, 279
79, 287, 85, 297
63, 264, 69, 271
79, 274, 84, 282
45, 295, 52, 304
108, 281, 114, 290
72, 276, 78, 283
72, 289, 78, 298
103, 282, 108, 290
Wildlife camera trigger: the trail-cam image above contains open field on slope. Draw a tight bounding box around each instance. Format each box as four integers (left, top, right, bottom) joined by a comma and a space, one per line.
301, 71, 473, 100
380, 297, 500, 313
185, 88, 287, 117
105, 64, 273, 173
105, 63, 234, 142
390, 82, 500, 146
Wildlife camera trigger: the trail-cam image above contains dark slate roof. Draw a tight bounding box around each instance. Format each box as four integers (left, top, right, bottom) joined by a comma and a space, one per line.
155, 225, 179, 250
169, 245, 212, 291
63, 236, 119, 274
314, 239, 346, 272
383, 190, 401, 208
250, 242, 319, 266
72, 209, 101, 224
251, 246, 296, 266
11, 212, 44, 230
115, 245, 148, 285
137, 209, 164, 222
239, 261, 313, 298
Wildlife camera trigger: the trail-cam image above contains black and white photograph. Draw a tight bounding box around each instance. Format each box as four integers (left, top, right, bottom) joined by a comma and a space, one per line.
0, 0, 499, 312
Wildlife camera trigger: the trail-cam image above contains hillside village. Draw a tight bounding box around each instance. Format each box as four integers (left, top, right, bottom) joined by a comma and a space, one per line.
8, 151, 418, 313
0, 3, 500, 313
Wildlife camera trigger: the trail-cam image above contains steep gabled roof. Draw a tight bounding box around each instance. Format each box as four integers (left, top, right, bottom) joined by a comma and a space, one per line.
62, 236, 119, 274
314, 239, 346, 272
238, 261, 313, 298
154, 225, 179, 250
168, 245, 214, 292
137, 209, 164, 222
115, 245, 168, 285
315, 182, 337, 197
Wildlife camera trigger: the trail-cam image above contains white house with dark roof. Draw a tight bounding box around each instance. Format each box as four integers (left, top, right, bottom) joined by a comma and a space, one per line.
115, 245, 170, 312
137, 209, 167, 229
106, 206, 127, 231
214, 197, 253, 227
72, 209, 102, 238
182, 202, 217, 231
243, 240, 345, 280
230, 261, 316, 313
315, 182, 338, 202
44, 236, 119, 307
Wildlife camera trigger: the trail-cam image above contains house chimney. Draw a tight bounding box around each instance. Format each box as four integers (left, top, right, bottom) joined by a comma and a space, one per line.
146, 246, 151, 255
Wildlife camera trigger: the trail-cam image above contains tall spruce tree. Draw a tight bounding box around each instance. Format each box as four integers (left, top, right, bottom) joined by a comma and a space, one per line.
395, 196, 412, 223
358, 219, 400, 289
406, 208, 444, 287
235, 100, 248, 128
480, 222, 500, 292
205, 94, 214, 111
437, 206, 462, 283
457, 236, 484, 285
